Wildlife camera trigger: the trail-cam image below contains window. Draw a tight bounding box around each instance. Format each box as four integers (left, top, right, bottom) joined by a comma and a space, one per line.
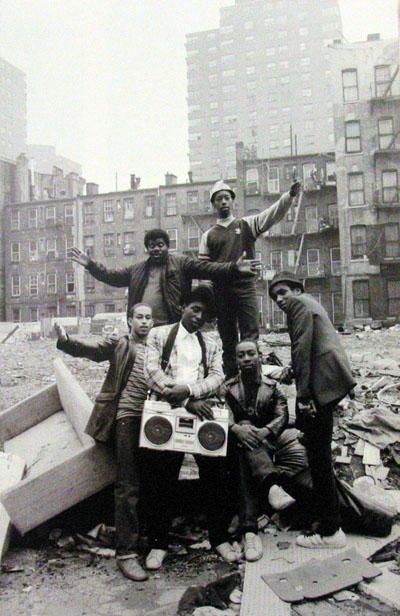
271, 250, 282, 270
268, 166, 279, 193
10, 241, 20, 263
326, 161, 336, 184
85, 304, 95, 317
384, 224, 400, 258
103, 233, 115, 256
188, 224, 200, 250
12, 307, 21, 323
29, 240, 38, 261
305, 206, 318, 233
345, 120, 361, 153
123, 198, 134, 219
66, 272, 75, 294
246, 168, 259, 193
83, 202, 95, 225
28, 208, 38, 228
11, 209, 20, 231
300, 57, 310, 66
299, 26, 308, 36
187, 190, 199, 213
66, 304, 77, 317
351, 225, 367, 259
103, 200, 115, 222
342, 69, 358, 102
29, 274, 39, 297
330, 247, 341, 274
382, 170, 399, 203
47, 273, 57, 294
332, 292, 344, 324
375, 65, 391, 97
302, 88, 312, 97
307, 249, 320, 276
303, 162, 317, 182
165, 193, 177, 216
84, 271, 95, 293
288, 249, 297, 267
378, 117, 394, 150
64, 204, 74, 225
11, 274, 20, 297
246, 66, 256, 75
46, 206, 56, 225
103, 303, 115, 313
271, 299, 286, 327
47, 238, 57, 259
123, 232, 135, 255
84, 235, 95, 258
166, 228, 177, 251
145, 195, 156, 218
353, 280, 370, 317
388, 280, 400, 315
65, 237, 74, 258
348, 173, 365, 205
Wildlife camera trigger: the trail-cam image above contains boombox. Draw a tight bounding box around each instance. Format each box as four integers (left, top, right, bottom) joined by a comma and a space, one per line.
139, 400, 229, 457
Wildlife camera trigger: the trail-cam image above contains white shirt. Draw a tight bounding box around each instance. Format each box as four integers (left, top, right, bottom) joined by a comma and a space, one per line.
175, 323, 202, 391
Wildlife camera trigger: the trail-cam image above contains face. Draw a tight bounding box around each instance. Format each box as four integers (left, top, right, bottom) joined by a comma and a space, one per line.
212, 190, 234, 219
129, 305, 153, 337
146, 238, 169, 263
270, 284, 301, 312
236, 341, 260, 373
181, 300, 208, 333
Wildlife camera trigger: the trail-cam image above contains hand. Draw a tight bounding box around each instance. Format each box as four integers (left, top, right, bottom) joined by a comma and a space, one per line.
289, 181, 301, 198
297, 400, 317, 419
236, 251, 262, 276
186, 399, 214, 420
233, 424, 261, 451
70, 247, 90, 267
162, 384, 190, 405
279, 367, 294, 385
54, 322, 68, 342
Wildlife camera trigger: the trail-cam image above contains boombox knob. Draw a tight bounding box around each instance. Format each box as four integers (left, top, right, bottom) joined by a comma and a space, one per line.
198, 422, 226, 451
144, 416, 173, 445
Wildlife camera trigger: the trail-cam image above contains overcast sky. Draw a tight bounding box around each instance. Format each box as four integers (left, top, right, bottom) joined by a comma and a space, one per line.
0, 0, 398, 191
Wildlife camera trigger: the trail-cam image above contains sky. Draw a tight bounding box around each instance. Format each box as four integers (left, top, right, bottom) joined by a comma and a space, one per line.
0, 0, 399, 192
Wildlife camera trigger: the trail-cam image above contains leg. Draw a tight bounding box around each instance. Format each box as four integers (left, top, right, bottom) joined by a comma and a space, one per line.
195, 454, 231, 547
237, 449, 259, 535
215, 290, 239, 378
114, 417, 143, 557
236, 282, 259, 341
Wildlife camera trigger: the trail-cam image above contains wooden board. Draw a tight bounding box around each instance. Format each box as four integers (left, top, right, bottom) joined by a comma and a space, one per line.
0, 359, 117, 535
0, 452, 26, 562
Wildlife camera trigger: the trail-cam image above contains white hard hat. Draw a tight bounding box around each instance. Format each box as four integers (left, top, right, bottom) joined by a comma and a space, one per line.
210, 180, 236, 203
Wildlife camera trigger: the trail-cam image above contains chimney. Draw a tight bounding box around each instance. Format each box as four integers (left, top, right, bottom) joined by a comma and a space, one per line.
367, 33, 380, 41
15, 153, 30, 202
86, 182, 99, 196
130, 174, 141, 190
165, 172, 177, 186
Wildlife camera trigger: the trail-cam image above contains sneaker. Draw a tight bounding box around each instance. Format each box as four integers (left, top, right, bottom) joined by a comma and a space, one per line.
268, 485, 296, 511
145, 548, 167, 570
243, 532, 263, 562
296, 528, 347, 549
116, 555, 148, 581
215, 541, 241, 563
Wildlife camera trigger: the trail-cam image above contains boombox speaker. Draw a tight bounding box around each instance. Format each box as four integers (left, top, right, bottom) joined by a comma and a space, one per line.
140, 400, 229, 457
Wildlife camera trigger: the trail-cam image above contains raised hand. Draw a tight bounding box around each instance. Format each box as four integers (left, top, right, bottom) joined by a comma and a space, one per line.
70, 247, 90, 267
54, 322, 68, 342
236, 251, 262, 276
289, 181, 301, 198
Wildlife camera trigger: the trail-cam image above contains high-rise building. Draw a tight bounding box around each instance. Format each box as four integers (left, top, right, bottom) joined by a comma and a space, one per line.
0, 56, 27, 161
186, 0, 342, 181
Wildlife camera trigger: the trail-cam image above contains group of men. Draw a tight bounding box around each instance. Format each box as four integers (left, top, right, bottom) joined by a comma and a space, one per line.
55, 178, 355, 582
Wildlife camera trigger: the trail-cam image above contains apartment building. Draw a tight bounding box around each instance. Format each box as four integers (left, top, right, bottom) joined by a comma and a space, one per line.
186, 0, 342, 181
330, 35, 400, 323
236, 144, 341, 327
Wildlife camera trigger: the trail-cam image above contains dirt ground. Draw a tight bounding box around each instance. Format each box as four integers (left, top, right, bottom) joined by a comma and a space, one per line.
1, 329, 400, 615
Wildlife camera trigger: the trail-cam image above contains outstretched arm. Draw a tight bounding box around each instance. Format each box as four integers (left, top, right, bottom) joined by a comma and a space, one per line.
70, 247, 132, 287
244, 181, 301, 238
55, 322, 117, 362
184, 252, 261, 280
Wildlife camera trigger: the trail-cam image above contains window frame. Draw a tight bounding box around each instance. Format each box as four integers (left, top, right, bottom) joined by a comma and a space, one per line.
350, 225, 367, 259
342, 68, 358, 102
378, 117, 394, 150
345, 120, 361, 153
382, 169, 399, 203
353, 280, 370, 318
348, 172, 365, 206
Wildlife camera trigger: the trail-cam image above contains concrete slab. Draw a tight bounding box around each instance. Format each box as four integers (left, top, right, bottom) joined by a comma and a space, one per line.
240, 525, 400, 616
359, 562, 400, 611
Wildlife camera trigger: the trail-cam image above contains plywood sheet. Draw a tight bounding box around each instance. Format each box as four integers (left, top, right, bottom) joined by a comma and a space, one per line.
0, 452, 26, 561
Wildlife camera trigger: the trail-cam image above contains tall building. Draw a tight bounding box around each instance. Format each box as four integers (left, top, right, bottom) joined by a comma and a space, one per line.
186, 0, 342, 181
330, 34, 400, 323
0, 56, 27, 161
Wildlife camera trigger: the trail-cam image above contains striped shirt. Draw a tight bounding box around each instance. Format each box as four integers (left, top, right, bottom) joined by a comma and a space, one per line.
116, 341, 148, 420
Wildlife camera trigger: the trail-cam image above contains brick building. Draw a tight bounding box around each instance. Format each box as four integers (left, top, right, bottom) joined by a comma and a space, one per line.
330, 34, 400, 323
236, 144, 341, 328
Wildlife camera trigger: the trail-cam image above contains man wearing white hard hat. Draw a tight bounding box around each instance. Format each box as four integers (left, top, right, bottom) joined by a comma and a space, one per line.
199, 179, 300, 377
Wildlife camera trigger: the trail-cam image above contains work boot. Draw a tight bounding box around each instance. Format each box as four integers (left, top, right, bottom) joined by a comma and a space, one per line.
268, 485, 296, 511
215, 541, 241, 563
145, 548, 167, 570
243, 532, 263, 562
116, 555, 148, 581
296, 528, 346, 549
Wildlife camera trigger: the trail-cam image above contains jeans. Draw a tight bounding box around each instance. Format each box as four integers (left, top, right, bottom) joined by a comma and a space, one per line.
144, 450, 231, 550
237, 429, 308, 534
214, 282, 259, 378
